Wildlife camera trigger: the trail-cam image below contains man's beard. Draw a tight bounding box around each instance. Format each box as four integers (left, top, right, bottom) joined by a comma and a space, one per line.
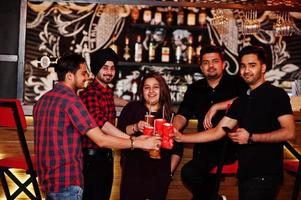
99, 75, 114, 84
207, 73, 220, 80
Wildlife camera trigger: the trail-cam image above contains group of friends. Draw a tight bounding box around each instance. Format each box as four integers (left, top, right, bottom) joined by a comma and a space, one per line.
33, 45, 296, 200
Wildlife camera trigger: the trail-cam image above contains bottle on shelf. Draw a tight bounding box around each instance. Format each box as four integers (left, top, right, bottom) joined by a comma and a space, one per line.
198, 9, 207, 27
123, 37, 131, 61
131, 6, 140, 24
109, 34, 118, 54
195, 35, 203, 64
148, 36, 156, 62
175, 44, 182, 64
187, 8, 196, 26
166, 6, 173, 26
186, 35, 194, 64
154, 9, 162, 25
131, 78, 139, 101
161, 40, 170, 63
177, 8, 184, 26
134, 35, 143, 62
143, 7, 152, 24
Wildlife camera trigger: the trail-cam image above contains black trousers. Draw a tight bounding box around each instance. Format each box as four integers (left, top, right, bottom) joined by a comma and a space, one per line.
82, 148, 113, 200
238, 176, 281, 200
181, 159, 219, 200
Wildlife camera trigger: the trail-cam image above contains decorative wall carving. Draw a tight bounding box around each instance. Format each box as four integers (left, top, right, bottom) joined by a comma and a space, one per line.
24, 2, 301, 104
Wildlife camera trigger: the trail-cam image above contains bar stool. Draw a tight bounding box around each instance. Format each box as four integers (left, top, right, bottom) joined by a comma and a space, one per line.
0, 99, 41, 200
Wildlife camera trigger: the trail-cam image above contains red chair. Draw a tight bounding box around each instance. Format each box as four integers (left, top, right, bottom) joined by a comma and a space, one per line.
0, 99, 41, 200
284, 142, 301, 200
210, 160, 238, 175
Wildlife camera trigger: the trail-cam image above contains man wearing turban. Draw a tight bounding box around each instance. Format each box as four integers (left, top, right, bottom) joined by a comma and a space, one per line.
79, 48, 127, 200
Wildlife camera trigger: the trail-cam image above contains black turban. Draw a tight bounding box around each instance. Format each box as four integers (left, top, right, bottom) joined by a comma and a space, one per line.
89, 48, 118, 76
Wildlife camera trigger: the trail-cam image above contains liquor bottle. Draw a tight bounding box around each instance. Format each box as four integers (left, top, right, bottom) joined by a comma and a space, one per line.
198, 9, 207, 27
143, 7, 152, 24
134, 35, 143, 62
187, 9, 196, 26
177, 8, 184, 26
123, 37, 131, 61
131, 6, 140, 24
131, 78, 139, 101
195, 35, 203, 64
148, 36, 156, 62
161, 40, 170, 63
154, 9, 162, 25
175, 44, 181, 63
186, 35, 194, 64
110, 34, 118, 54
166, 7, 173, 26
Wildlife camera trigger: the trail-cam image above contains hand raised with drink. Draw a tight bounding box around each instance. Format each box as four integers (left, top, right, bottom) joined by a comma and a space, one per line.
135, 134, 161, 150
136, 120, 148, 132
173, 128, 184, 142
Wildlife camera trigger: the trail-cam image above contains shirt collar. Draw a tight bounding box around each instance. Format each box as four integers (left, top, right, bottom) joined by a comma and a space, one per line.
248, 81, 269, 96
55, 82, 76, 94
205, 73, 226, 89
92, 79, 112, 92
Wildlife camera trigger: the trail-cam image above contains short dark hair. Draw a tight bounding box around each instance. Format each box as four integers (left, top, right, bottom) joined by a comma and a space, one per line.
200, 45, 225, 61
55, 54, 86, 81
238, 46, 267, 64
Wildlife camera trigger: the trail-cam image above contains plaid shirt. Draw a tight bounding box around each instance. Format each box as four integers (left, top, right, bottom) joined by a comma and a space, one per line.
33, 83, 97, 192
79, 79, 116, 148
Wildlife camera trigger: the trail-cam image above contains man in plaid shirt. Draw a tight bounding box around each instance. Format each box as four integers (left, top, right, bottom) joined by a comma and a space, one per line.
79, 48, 128, 200
34, 54, 160, 200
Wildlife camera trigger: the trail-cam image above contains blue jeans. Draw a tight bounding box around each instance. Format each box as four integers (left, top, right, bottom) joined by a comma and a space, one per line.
46, 185, 83, 200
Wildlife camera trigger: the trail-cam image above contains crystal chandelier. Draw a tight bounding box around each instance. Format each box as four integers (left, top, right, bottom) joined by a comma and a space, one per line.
211, 9, 229, 34
242, 10, 260, 35
273, 12, 295, 37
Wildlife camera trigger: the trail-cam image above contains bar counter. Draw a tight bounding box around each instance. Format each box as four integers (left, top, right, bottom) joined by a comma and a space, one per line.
0, 112, 300, 199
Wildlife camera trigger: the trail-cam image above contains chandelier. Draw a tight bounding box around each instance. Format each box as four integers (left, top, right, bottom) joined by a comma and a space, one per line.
211, 9, 229, 34
273, 12, 295, 37
242, 10, 261, 35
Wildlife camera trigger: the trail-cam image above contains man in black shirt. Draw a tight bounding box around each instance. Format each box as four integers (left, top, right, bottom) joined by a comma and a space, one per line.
173, 46, 247, 200
174, 45, 296, 200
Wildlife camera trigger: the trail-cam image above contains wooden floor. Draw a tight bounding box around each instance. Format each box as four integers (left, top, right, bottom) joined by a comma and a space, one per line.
0, 118, 300, 200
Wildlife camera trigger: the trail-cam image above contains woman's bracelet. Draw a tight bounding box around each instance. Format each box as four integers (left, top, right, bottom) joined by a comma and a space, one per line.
130, 136, 135, 150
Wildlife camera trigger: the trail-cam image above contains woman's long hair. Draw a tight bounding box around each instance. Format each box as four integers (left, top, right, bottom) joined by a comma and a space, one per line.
138, 71, 173, 120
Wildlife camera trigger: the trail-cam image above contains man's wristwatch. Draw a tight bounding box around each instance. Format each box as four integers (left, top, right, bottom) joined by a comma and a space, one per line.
248, 133, 253, 144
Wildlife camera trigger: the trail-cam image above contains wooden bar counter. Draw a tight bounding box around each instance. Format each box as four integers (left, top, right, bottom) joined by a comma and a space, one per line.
0, 112, 300, 199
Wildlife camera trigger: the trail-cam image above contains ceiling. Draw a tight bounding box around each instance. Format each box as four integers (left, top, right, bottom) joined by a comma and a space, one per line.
215, 0, 300, 8
28, 0, 301, 12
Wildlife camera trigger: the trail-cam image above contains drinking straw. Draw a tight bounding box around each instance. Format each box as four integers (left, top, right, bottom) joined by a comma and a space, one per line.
149, 100, 152, 114
146, 112, 149, 125
162, 105, 165, 119
170, 113, 174, 124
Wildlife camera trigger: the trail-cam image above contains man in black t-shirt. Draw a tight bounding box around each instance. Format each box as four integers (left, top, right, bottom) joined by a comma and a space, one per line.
174, 46, 295, 200
173, 46, 247, 200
